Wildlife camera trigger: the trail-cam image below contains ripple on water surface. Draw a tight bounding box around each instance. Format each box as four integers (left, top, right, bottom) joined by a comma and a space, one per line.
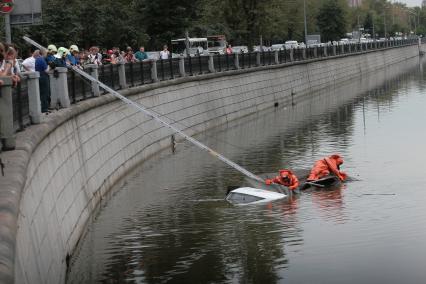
67, 58, 426, 284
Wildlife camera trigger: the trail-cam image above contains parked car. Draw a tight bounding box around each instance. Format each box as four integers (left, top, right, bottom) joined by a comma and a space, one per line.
231, 46, 249, 54
146, 51, 160, 60
271, 43, 284, 51
284, 40, 299, 49
252, 45, 271, 52
338, 38, 350, 45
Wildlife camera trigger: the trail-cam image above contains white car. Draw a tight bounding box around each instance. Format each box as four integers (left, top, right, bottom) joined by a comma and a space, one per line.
231, 46, 249, 54
338, 38, 350, 45
271, 43, 285, 51
146, 51, 160, 60
284, 40, 299, 49
253, 45, 271, 52
226, 187, 286, 205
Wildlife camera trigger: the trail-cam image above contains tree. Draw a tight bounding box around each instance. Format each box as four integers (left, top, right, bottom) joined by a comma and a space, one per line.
317, 0, 348, 42
136, 0, 201, 49
364, 12, 374, 35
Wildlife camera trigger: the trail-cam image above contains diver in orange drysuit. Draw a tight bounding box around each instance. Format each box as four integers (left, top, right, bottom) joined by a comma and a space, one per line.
265, 169, 300, 190
307, 154, 347, 182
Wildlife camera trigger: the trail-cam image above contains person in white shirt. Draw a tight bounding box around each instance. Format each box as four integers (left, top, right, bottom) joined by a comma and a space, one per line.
22, 50, 40, 72
159, 45, 170, 60
88, 46, 102, 65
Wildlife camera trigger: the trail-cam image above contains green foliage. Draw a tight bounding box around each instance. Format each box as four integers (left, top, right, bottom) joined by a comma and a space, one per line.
317, 0, 347, 42
364, 13, 373, 34
2, 0, 426, 53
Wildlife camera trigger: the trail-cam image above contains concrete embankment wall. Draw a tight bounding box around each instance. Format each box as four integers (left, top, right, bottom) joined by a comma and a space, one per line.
3, 44, 420, 283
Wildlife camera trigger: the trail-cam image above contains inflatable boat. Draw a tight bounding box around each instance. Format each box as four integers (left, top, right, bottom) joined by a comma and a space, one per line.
300, 175, 341, 190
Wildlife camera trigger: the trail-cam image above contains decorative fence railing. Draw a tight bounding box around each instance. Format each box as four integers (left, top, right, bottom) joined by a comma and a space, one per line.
0, 38, 421, 151
12, 78, 30, 132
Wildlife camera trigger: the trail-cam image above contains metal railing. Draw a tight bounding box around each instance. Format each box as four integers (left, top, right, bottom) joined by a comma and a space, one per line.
65, 38, 419, 104
0, 38, 420, 151
12, 78, 30, 131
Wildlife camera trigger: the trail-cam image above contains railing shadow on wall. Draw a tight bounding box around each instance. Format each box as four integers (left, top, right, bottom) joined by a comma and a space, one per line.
0, 38, 422, 152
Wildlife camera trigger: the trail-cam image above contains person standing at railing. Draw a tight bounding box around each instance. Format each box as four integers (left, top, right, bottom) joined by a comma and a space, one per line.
52, 47, 70, 68
226, 44, 233, 54
87, 46, 103, 65
159, 45, 170, 60
103, 49, 113, 64
110, 50, 120, 64
46, 45, 57, 64
22, 49, 40, 72
67, 45, 80, 66
124, 46, 136, 63
135, 46, 148, 61
0, 45, 21, 87
35, 49, 50, 113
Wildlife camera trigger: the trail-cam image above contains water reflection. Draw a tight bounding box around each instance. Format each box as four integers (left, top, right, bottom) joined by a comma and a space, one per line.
310, 186, 346, 224
68, 56, 426, 284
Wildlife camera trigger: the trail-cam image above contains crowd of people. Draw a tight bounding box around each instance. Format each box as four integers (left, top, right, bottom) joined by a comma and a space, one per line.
21, 44, 170, 69
10, 43, 169, 114
0, 41, 173, 115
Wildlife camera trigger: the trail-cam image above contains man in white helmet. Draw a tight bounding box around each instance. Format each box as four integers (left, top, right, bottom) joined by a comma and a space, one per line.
53, 47, 70, 67
68, 44, 80, 66
47, 44, 57, 64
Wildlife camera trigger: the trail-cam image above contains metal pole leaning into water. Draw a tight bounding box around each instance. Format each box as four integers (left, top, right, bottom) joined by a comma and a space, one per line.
23, 36, 265, 184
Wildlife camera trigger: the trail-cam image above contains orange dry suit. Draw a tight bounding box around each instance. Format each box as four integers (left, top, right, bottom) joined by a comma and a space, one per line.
307, 154, 347, 182
265, 169, 300, 190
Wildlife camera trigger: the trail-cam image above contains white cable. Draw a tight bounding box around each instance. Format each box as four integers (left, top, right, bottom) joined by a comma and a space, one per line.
23, 36, 264, 183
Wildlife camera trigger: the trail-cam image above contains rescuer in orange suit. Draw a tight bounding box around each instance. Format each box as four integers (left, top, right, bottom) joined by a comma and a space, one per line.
307, 154, 347, 182
265, 169, 299, 190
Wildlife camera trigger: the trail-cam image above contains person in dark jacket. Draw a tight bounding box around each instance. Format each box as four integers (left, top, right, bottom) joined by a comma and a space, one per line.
35, 50, 50, 113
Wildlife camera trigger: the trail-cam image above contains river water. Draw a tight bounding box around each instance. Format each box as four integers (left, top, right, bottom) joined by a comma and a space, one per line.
67, 57, 426, 284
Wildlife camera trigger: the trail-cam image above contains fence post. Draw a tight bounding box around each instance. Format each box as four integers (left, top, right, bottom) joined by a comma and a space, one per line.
418, 37, 421, 53
151, 59, 159, 82
179, 56, 186, 77
49, 67, 70, 109
274, 50, 279, 64
256, 51, 261, 66
234, 53, 240, 69
87, 64, 100, 96
290, 49, 294, 62
313, 47, 317, 58
208, 54, 215, 73
26, 72, 42, 124
340, 44, 344, 54
333, 45, 337, 56
0, 77, 15, 150
323, 46, 327, 56
118, 62, 127, 89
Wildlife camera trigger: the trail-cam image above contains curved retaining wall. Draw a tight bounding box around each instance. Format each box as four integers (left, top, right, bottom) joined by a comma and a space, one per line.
0, 45, 420, 284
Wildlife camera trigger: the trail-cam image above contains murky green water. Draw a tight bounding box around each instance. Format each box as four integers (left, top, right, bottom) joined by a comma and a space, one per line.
68, 57, 426, 284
